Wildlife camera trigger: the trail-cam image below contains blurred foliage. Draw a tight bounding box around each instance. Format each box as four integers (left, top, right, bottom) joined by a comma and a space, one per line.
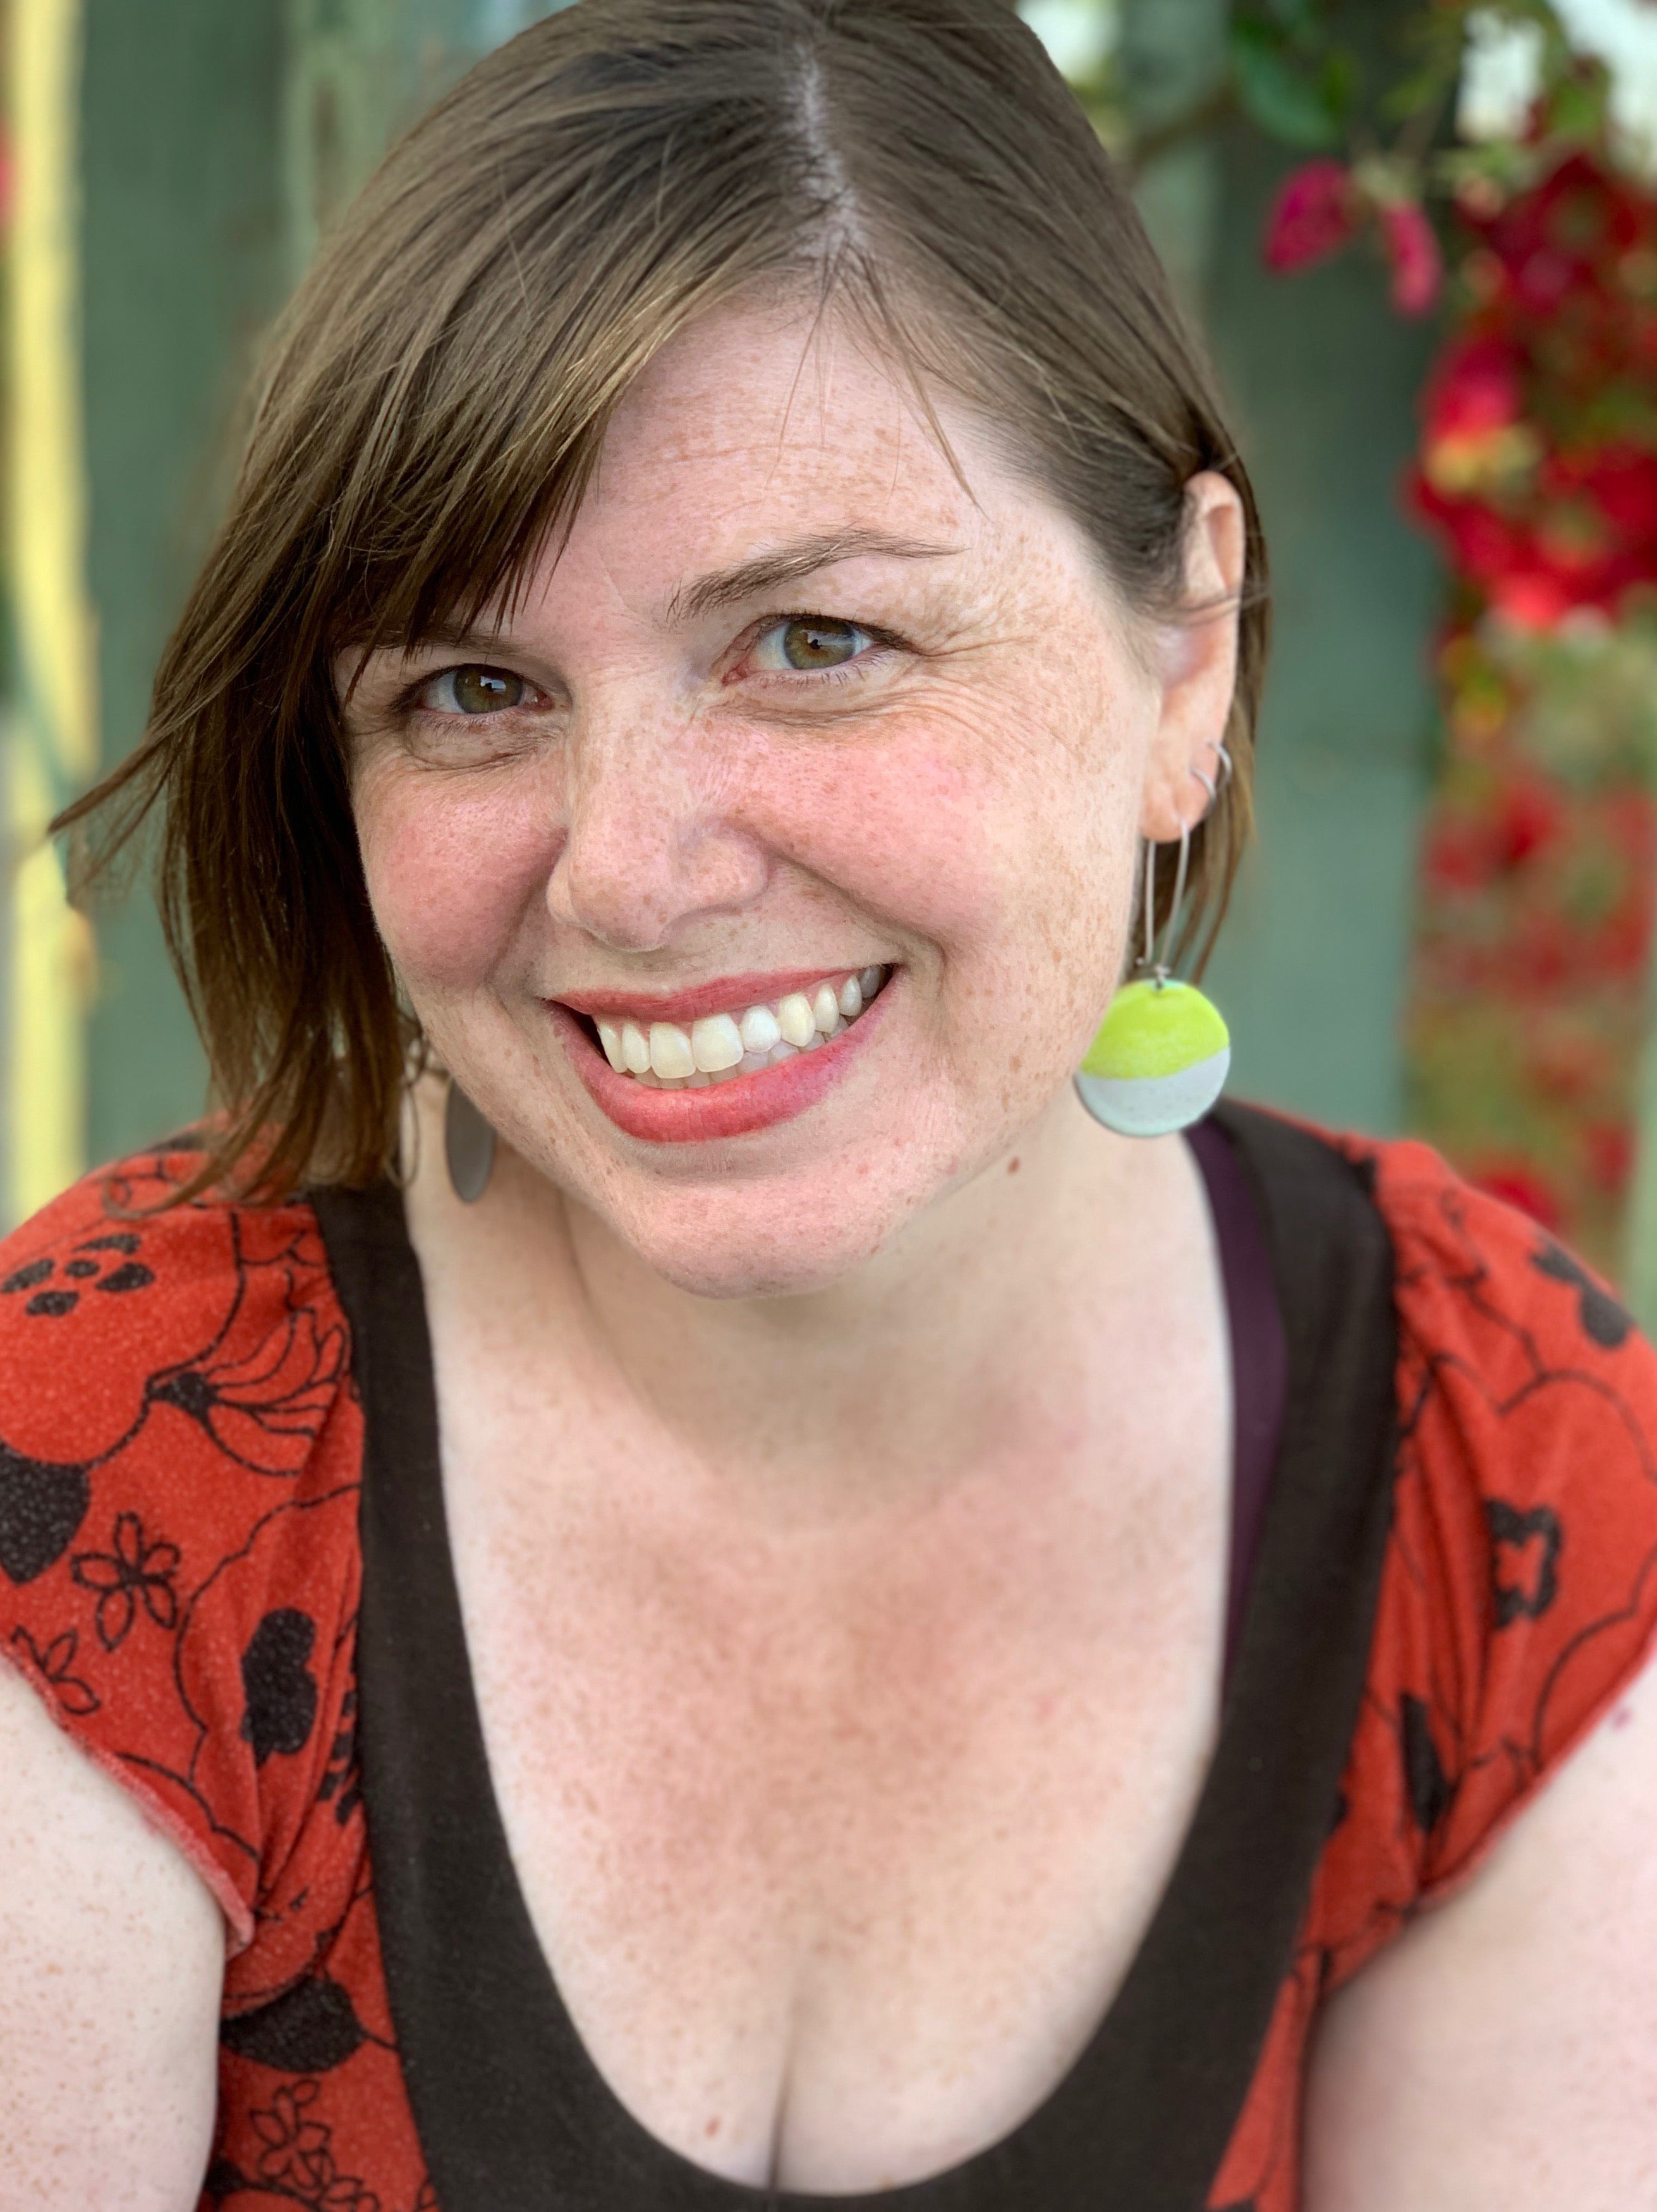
1402, 137, 1657, 1273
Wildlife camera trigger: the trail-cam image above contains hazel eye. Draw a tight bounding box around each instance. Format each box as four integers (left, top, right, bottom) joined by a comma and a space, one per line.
754, 617, 874, 672
423, 664, 527, 714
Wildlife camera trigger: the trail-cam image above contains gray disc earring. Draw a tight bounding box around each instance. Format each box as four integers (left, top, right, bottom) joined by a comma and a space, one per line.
444, 1080, 497, 1203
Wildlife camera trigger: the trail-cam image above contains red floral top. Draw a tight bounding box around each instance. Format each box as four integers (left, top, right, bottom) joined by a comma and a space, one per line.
1, 1126, 1654, 2211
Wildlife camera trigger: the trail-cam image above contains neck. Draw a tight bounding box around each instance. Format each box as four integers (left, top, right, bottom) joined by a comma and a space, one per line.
404, 1075, 1203, 1522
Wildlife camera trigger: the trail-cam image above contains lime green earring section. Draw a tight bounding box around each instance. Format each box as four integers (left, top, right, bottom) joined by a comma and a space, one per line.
1074, 808, 1231, 1139
1076, 977, 1230, 1138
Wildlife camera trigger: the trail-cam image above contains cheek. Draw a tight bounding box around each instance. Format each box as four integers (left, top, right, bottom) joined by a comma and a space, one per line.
753, 680, 1144, 990
353, 768, 555, 992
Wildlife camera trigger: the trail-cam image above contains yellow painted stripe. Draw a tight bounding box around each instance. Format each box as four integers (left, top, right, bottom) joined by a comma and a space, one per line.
8, 744, 89, 1215
8, 0, 93, 1220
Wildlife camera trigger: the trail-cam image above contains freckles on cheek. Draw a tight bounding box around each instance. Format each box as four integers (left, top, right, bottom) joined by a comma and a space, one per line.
355, 784, 547, 993
771, 743, 1015, 948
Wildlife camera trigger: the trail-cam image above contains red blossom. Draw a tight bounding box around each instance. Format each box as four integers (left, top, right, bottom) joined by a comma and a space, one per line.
1583, 1120, 1634, 1194
1421, 334, 1527, 447
1381, 200, 1443, 315
1263, 159, 1359, 274
1476, 155, 1648, 308
1473, 1162, 1563, 1232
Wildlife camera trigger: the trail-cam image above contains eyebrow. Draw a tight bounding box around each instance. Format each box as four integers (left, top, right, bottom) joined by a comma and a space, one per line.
370, 529, 961, 672
664, 530, 959, 624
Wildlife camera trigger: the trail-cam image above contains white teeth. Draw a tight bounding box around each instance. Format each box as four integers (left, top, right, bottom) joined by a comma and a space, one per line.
691, 1012, 744, 1073
594, 969, 888, 1089
777, 994, 817, 1048
650, 1023, 696, 1079
739, 1004, 782, 1055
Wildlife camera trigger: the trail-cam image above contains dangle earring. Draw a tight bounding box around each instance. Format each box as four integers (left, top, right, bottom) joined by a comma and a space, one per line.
1074, 755, 1232, 1139
444, 1079, 497, 1203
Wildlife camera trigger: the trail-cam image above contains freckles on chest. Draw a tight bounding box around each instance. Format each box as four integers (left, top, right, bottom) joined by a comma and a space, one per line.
451, 1465, 1217, 1950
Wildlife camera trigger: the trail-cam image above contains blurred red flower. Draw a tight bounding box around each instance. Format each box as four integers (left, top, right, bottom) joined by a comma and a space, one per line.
1474, 1160, 1564, 1231
1263, 160, 1359, 273
1381, 201, 1443, 315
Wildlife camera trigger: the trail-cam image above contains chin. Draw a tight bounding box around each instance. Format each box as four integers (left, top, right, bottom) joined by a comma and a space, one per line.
587, 1184, 914, 1301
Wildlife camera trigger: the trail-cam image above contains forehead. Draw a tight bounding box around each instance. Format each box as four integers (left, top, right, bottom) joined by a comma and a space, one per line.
535, 296, 1088, 610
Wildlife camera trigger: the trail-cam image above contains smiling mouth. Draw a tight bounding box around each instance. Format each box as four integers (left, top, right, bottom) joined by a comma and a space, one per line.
567, 966, 891, 1090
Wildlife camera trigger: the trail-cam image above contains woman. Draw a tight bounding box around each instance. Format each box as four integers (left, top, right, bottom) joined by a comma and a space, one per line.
4, 3, 1656, 2206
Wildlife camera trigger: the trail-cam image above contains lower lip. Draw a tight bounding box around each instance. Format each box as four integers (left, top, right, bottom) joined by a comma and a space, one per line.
547, 982, 894, 1144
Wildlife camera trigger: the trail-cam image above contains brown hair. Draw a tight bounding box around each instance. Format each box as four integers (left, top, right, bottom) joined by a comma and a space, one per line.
60, 0, 1268, 1198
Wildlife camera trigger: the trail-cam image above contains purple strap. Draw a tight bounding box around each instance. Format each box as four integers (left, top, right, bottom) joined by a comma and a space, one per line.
1186, 1116, 1290, 1691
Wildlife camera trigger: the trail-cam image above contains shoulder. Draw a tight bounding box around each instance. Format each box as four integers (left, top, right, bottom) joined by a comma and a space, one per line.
1299, 1133, 1657, 2208
0, 1141, 365, 1948
1304, 1131, 1657, 1960
1341, 1131, 1657, 1699
0, 1139, 351, 1487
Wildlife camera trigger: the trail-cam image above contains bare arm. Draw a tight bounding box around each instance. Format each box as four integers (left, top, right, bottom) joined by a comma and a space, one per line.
0, 1660, 224, 2212
1303, 1639, 1657, 2208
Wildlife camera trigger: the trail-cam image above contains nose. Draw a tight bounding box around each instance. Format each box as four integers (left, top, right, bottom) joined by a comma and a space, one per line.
545, 710, 770, 952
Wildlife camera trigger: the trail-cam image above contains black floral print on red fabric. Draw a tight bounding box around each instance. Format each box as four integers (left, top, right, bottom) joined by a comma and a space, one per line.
1487, 1498, 1563, 1624
146, 1220, 349, 1477
0, 1440, 92, 1584
1211, 1135, 1657, 2211
8, 1622, 99, 1713
0, 1149, 428, 2212
71, 1510, 181, 1649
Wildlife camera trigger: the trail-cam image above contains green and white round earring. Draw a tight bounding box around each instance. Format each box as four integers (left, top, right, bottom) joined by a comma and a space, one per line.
1074, 757, 1232, 1139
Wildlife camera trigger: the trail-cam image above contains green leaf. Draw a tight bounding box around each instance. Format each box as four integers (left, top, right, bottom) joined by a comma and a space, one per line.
1319, 50, 1356, 124
1229, 23, 1344, 148
1263, 0, 1321, 42
1543, 61, 1612, 147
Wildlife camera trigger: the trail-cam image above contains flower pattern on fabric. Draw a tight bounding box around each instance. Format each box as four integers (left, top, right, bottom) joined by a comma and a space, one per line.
1209, 1132, 1657, 2211
71, 1510, 181, 1650
147, 1218, 350, 1476
8, 1622, 99, 1715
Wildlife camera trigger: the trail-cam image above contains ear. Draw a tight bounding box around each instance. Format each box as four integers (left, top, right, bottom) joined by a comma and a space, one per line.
1138, 473, 1247, 844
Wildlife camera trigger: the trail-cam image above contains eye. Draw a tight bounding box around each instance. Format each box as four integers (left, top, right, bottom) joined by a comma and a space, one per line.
752, 617, 876, 673
420, 664, 529, 714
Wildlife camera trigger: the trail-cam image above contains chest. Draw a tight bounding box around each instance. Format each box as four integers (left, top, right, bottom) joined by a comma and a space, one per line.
433, 1354, 1229, 2192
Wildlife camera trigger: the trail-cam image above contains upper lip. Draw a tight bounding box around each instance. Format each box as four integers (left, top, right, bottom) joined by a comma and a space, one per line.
551, 968, 881, 1027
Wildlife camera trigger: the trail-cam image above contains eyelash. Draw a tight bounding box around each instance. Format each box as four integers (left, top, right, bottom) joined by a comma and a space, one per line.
395, 611, 904, 725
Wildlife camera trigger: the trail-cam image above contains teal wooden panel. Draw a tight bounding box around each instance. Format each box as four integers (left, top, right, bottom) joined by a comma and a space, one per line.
1200, 123, 1446, 1136
80, 0, 288, 1165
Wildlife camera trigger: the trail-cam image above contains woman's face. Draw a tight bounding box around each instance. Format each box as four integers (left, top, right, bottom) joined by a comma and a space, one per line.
344, 298, 1241, 1296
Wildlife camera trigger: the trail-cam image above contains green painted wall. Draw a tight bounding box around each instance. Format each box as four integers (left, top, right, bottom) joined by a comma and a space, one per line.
80, 0, 287, 1164
1199, 138, 1446, 1137
1114, 0, 1444, 1137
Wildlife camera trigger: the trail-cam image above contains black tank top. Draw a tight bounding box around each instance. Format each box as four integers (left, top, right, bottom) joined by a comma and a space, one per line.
315, 1101, 1395, 2211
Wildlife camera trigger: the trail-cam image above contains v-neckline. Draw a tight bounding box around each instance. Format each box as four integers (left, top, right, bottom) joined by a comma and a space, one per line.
311, 1101, 1399, 2212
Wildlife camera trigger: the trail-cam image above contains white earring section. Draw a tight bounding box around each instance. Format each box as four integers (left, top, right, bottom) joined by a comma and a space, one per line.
1074, 782, 1231, 1139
